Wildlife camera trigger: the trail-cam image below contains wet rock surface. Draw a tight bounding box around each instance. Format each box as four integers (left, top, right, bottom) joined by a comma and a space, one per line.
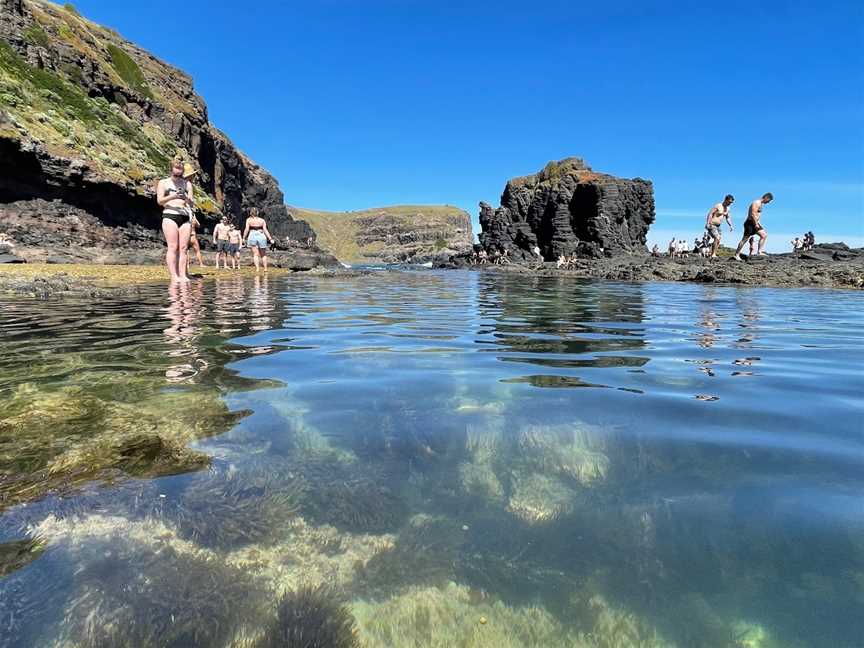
440, 244, 864, 289
478, 158, 655, 262
0, 197, 338, 268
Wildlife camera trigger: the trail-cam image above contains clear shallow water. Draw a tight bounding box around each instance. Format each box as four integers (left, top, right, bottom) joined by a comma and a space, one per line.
1, 271, 862, 648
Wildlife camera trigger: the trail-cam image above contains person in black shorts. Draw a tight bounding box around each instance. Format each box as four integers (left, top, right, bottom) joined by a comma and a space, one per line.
227, 225, 242, 269
734, 193, 773, 260
212, 216, 231, 269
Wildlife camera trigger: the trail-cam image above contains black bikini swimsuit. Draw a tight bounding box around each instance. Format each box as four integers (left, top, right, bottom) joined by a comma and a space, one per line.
163, 181, 190, 226
162, 211, 189, 226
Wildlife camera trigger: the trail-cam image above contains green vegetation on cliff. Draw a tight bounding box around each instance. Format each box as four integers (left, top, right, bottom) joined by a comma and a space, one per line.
106, 43, 153, 99
0, 39, 173, 181
290, 205, 472, 262
0, 0, 210, 197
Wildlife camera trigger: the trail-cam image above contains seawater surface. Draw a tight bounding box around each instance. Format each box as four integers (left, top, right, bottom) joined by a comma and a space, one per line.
1, 270, 862, 648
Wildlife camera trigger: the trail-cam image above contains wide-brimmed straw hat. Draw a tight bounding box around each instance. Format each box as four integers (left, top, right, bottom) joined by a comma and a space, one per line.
182, 163, 198, 179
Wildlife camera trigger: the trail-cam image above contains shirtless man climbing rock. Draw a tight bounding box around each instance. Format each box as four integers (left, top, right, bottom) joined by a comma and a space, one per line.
734, 193, 773, 260
705, 194, 734, 258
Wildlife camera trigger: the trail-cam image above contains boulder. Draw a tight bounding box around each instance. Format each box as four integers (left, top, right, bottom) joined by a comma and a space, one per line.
478, 158, 655, 262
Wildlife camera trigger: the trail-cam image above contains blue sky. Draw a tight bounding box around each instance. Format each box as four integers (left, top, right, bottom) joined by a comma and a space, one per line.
72, 0, 863, 251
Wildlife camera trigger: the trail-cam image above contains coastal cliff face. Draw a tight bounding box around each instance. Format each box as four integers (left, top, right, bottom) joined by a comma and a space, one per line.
479, 158, 655, 261
0, 0, 331, 265
289, 205, 473, 263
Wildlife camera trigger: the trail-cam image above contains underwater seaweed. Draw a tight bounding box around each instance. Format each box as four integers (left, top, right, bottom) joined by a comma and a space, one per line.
506, 471, 577, 524
352, 581, 582, 648
57, 543, 260, 648
515, 423, 610, 486
352, 515, 463, 599
173, 462, 306, 549
0, 381, 242, 513
298, 457, 409, 534
256, 584, 360, 648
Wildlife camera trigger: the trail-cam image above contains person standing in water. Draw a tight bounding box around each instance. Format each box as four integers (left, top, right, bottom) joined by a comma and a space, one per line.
156, 159, 193, 283
227, 224, 243, 270
212, 216, 231, 269
180, 164, 206, 269
734, 193, 773, 260
243, 207, 275, 272
705, 194, 735, 258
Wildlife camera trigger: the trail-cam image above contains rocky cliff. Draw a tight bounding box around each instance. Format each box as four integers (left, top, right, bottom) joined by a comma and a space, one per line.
479, 158, 655, 262
0, 0, 333, 266
289, 205, 473, 263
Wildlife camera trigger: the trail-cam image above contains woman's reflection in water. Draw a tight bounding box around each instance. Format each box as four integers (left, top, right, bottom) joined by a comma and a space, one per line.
249, 274, 276, 332
213, 275, 246, 335
163, 281, 207, 382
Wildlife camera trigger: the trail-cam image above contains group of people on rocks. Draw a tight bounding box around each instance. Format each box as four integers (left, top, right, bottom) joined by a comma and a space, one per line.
157, 158, 276, 283
704, 192, 774, 260
556, 254, 582, 269
470, 247, 510, 264
791, 231, 816, 253
651, 193, 779, 261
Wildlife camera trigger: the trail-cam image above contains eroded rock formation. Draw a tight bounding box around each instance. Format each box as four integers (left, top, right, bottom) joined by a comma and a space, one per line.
479, 158, 655, 261
0, 0, 330, 265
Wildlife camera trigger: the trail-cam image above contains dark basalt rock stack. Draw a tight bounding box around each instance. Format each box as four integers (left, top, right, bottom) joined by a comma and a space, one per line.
478, 158, 655, 261
0, 0, 331, 265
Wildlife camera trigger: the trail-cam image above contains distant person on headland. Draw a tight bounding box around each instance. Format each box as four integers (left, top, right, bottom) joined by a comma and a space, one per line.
243, 207, 275, 272
668, 237, 676, 258
792, 237, 802, 254
156, 158, 194, 283
734, 193, 773, 260
651, 244, 661, 257
705, 194, 735, 258
213, 216, 231, 269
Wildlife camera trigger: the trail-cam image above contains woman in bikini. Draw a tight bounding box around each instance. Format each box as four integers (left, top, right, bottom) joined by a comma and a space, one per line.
156, 159, 193, 283
242, 207, 275, 272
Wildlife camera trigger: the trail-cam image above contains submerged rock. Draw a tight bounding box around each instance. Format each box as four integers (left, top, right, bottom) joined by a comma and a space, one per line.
506, 472, 576, 524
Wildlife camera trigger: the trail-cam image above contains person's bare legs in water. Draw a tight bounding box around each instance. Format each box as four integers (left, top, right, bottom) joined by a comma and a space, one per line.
177, 222, 191, 281
161, 220, 191, 283
162, 219, 182, 283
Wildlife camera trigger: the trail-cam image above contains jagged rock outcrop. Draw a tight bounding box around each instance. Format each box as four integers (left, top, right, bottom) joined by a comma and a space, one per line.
289, 205, 473, 263
478, 158, 655, 261
0, 0, 332, 266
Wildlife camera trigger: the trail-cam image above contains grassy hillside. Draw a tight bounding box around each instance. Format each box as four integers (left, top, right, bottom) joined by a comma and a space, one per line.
289, 205, 471, 262
0, 1, 213, 205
